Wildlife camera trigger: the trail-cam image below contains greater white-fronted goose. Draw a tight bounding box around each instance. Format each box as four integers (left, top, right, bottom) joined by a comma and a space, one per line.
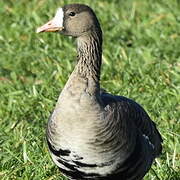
37, 4, 162, 180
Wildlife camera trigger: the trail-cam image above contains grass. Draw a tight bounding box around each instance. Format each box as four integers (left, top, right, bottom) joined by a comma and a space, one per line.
0, 0, 179, 179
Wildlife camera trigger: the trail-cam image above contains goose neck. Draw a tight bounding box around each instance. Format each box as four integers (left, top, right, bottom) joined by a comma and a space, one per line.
76, 31, 102, 83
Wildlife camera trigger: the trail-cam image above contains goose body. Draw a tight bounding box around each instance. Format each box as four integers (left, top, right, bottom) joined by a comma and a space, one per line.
37, 4, 162, 180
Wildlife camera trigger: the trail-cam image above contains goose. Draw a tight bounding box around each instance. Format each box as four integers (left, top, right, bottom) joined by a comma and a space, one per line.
36, 4, 162, 180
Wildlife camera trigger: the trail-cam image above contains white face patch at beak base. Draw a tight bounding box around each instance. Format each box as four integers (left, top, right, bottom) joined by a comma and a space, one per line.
36, 7, 64, 33
52, 8, 64, 27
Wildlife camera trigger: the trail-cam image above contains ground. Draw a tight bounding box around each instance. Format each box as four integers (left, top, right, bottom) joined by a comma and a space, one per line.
0, 0, 179, 179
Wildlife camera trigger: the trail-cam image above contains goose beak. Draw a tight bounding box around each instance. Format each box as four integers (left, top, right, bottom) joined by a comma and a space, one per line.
36, 8, 64, 33
36, 19, 64, 33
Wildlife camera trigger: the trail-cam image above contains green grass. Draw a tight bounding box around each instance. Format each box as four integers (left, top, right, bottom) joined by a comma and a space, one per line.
0, 0, 179, 179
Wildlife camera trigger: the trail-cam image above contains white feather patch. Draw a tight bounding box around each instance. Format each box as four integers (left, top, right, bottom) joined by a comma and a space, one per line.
52, 8, 64, 27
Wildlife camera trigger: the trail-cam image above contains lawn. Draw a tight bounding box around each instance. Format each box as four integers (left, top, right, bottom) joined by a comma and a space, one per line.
0, 0, 179, 179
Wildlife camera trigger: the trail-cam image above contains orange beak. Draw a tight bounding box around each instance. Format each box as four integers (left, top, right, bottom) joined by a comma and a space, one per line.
36, 19, 64, 33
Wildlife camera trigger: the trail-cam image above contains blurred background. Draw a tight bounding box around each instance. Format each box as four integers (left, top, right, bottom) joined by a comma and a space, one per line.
0, 0, 179, 179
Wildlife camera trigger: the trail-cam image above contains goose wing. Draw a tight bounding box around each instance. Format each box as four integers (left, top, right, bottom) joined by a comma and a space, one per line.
101, 91, 162, 157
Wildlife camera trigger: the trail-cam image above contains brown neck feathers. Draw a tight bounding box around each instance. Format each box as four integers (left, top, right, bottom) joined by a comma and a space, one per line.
76, 29, 102, 83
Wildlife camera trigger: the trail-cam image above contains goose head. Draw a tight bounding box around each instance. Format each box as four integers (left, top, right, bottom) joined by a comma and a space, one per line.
36, 4, 101, 38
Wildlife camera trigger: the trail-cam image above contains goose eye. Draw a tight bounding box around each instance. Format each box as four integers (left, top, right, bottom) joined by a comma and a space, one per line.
69, 12, 76, 16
